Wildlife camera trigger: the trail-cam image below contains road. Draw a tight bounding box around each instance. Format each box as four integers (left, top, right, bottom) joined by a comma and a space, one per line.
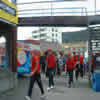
0, 74, 100, 100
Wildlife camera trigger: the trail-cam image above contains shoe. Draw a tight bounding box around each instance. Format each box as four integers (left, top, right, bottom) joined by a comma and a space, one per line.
76, 78, 78, 81
40, 94, 47, 98
68, 84, 71, 88
24, 96, 31, 100
51, 86, 55, 89
47, 87, 51, 91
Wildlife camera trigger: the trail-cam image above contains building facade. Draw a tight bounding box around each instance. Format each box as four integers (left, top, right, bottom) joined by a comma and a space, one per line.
32, 27, 62, 44
62, 30, 89, 43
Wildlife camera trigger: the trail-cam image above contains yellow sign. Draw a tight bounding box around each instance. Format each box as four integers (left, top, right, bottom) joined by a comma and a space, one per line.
0, 0, 18, 24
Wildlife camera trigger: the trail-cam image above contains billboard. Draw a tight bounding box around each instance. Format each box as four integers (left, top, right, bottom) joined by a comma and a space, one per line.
0, 40, 40, 74
17, 49, 31, 74
0, 0, 18, 24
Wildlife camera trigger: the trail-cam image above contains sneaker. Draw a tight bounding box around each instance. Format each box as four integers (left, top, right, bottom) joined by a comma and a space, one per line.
68, 84, 71, 88
24, 96, 31, 100
40, 94, 47, 98
47, 87, 51, 91
51, 86, 55, 89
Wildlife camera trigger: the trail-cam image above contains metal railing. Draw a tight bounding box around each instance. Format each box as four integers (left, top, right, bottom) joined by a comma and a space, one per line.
17, 0, 87, 5
17, 1, 100, 17
18, 7, 87, 17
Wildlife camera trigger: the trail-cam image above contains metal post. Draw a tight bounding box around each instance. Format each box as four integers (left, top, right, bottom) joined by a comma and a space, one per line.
39, 27, 41, 41
81, 8, 83, 16
51, 0, 53, 16
95, 0, 96, 15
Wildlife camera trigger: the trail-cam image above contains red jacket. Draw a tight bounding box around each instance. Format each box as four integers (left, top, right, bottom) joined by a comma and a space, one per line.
80, 56, 84, 64
72, 56, 78, 66
46, 54, 56, 69
66, 57, 75, 70
91, 57, 96, 70
31, 56, 40, 74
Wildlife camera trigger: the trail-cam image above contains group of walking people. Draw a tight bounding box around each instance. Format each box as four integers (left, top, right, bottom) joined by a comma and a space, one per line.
25, 49, 86, 100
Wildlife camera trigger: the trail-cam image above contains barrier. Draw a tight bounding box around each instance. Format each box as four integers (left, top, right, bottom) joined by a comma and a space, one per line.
92, 73, 100, 92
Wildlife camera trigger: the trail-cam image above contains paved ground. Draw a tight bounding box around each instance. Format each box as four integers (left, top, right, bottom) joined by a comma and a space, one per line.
0, 74, 100, 100
0, 68, 11, 92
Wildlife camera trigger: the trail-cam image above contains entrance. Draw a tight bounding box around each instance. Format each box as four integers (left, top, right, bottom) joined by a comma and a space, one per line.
0, 22, 17, 93
0, 36, 9, 93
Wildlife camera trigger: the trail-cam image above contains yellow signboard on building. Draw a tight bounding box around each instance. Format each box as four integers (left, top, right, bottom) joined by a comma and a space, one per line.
0, 0, 18, 24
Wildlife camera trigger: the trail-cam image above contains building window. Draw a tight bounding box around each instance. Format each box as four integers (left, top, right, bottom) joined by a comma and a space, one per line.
52, 28, 54, 32
33, 36, 37, 38
40, 34, 45, 37
32, 30, 38, 33
56, 29, 58, 32
52, 39, 54, 42
56, 34, 57, 37
52, 34, 54, 37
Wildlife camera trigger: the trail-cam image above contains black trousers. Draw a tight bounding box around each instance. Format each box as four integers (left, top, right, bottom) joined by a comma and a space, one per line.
57, 64, 61, 76
48, 69, 54, 87
42, 63, 46, 73
28, 73, 44, 98
91, 65, 94, 74
75, 64, 83, 80
68, 69, 73, 85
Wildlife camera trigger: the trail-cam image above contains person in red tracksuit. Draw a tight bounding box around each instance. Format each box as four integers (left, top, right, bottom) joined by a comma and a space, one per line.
46, 49, 56, 91
66, 53, 75, 88
91, 54, 96, 74
75, 53, 84, 81
80, 55, 84, 78
73, 52, 78, 66
25, 52, 45, 100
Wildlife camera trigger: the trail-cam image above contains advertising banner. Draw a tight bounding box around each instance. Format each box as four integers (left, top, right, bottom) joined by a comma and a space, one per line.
0, 0, 18, 24
0, 40, 40, 74
17, 48, 31, 74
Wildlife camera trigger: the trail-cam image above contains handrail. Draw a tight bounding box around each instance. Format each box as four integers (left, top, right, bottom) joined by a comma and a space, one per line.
18, 10, 100, 16
17, 0, 85, 5
18, 7, 86, 12
18, 12, 86, 15
18, 7, 87, 16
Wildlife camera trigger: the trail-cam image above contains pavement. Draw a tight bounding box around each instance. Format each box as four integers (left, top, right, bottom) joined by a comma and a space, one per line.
0, 73, 100, 100
0, 68, 11, 93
